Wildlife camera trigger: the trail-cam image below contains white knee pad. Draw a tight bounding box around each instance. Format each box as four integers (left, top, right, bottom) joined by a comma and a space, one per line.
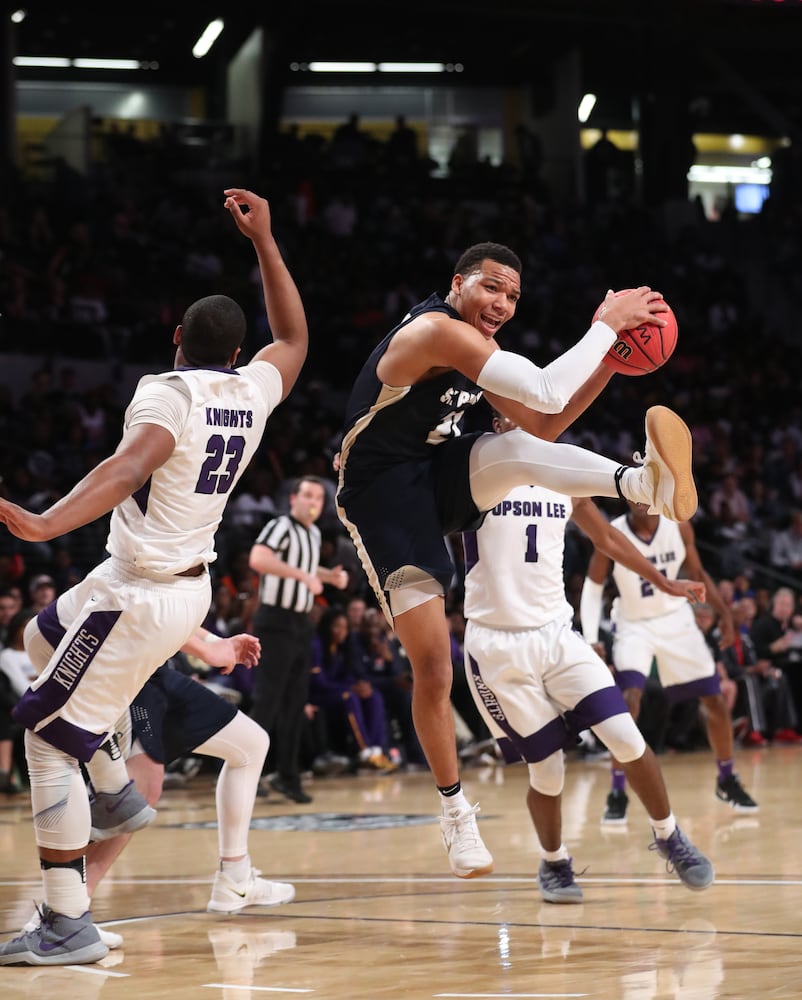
196, 712, 269, 768
527, 751, 565, 797
25, 730, 91, 851
593, 713, 646, 763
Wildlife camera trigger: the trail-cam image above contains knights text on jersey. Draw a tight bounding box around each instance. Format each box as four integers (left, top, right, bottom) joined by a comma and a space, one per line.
610, 514, 687, 622
463, 485, 575, 629
337, 293, 484, 501
107, 361, 282, 576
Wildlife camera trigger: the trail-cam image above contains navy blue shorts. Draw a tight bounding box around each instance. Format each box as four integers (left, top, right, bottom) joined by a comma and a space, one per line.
339, 433, 485, 595
130, 664, 238, 765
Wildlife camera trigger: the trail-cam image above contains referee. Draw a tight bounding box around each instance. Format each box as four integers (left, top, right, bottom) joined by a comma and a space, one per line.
248, 475, 348, 802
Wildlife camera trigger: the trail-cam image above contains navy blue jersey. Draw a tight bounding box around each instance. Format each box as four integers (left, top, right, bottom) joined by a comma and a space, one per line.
335, 293, 487, 612
338, 293, 484, 502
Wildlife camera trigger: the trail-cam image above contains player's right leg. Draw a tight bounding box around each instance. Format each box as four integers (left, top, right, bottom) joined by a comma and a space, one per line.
337, 463, 493, 877
0, 732, 108, 966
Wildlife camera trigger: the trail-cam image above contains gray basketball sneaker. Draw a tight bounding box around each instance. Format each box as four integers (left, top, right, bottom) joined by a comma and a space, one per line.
0, 905, 108, 966
90, 778, 156, 840
537, 858, 584, 904
650, 826, 714, 890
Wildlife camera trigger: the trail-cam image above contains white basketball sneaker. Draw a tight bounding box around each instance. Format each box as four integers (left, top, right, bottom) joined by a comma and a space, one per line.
207, 867, 296, 914
440, 801, 494, 879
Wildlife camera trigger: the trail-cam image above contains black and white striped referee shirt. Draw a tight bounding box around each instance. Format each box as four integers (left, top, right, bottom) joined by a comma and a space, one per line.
254, 514, 321, 613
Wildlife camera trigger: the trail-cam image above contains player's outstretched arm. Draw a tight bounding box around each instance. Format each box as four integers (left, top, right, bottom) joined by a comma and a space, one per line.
572, 498, 706, 605
180, 628, 262, 675
223, 188, 308, 402
678, 520, 735, 647
0, 423, 174, 542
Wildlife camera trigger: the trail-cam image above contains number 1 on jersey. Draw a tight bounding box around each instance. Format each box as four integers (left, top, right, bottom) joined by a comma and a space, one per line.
525, 524, 539, 563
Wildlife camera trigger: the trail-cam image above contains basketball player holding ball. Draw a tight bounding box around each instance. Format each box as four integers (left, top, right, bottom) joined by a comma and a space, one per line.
336, 239, 698, 880
594, 288, 679, 375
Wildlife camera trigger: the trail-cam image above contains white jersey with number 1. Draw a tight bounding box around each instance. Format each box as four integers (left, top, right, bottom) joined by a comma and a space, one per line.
461, 484, 634, 767
463, 485, 574, 629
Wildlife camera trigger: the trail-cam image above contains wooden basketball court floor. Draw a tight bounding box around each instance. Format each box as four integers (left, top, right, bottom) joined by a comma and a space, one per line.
1, 743, 800, 1000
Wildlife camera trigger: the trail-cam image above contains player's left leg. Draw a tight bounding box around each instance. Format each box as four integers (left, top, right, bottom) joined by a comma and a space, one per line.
199, 712, 295, 912
467, 407, 697, 522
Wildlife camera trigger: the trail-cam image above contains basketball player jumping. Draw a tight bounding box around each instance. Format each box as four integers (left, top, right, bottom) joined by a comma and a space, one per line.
336, 240, 698, 880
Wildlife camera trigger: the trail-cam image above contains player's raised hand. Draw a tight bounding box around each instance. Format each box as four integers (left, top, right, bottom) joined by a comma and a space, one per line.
223, 188, 272, 237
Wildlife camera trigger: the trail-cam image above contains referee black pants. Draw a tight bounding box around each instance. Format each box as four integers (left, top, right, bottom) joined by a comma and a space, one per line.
250, 605, 313, 785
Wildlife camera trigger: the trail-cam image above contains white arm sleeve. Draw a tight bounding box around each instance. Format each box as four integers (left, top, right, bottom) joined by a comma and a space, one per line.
475, 321, 616, 413
579, 578, 604, 644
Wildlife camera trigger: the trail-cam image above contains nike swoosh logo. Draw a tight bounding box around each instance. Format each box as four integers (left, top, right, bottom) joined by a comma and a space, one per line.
105, 785, 132, 814
39, 927, 85, 952
229, 887, 247, 898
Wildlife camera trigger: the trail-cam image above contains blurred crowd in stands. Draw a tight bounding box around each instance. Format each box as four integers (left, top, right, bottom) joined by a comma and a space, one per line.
1, 112, 802, 788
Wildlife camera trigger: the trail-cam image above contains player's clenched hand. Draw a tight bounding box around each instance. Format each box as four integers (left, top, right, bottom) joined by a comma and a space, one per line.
223, 188, 271, 237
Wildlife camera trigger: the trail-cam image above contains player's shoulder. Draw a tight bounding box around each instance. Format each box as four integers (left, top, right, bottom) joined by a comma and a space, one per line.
238, 358, 283, 394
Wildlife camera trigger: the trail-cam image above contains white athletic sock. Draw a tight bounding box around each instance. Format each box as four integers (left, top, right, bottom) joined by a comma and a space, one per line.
618, 465, 653, 507
440, 790, 469, 812
221, 855, 251, 883
542, 844, 570, 863
43, 861, 90, 918
649, 813, 677, 840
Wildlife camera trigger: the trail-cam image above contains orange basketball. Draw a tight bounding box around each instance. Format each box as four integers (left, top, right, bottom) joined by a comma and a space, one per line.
593, 290, 679, 376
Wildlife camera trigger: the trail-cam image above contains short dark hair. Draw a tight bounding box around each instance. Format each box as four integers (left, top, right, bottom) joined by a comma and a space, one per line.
453, 242, 522, 278
180, 294, 247, 366
292, 475, 326, 495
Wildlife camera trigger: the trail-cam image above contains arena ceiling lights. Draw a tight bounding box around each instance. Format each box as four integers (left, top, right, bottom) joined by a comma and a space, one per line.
295, 62, 461, 74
